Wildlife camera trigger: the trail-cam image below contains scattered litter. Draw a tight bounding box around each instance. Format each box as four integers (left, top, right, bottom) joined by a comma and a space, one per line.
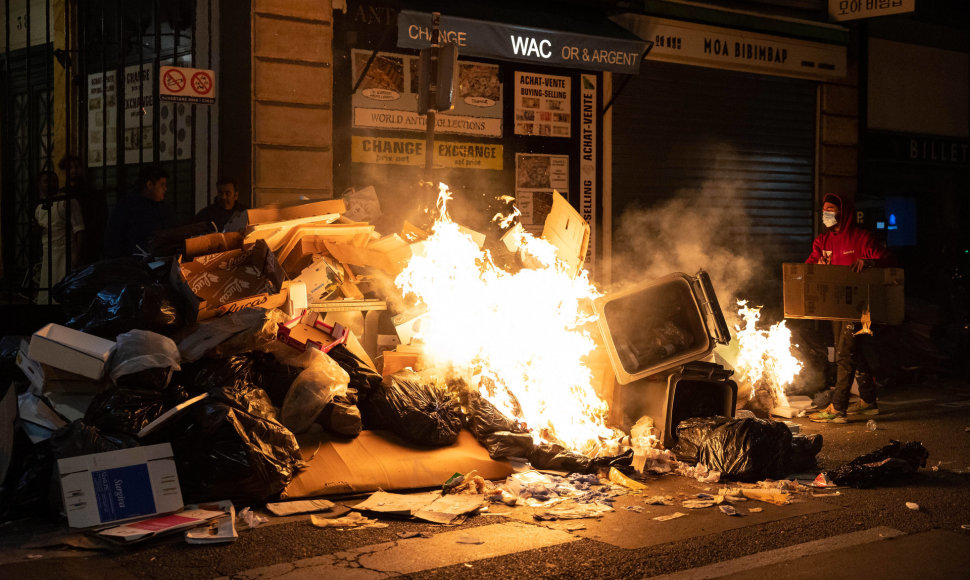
186, 506, 238, 545
682, 499, 716, 509
826, 441, 929, 488
624, 505, 644, 513
866, 420, 878, 432
812, 473, 837, 488
643, 495, 675, 506
609, 467, 647, 490
740, 488, 790, 506
748, 507, 763, 513
534, 503, 614, 520
675, 462, 721, 483
811, 491, 841, 498
653, 512, 687, 522
397, 531, 433, 539
719, 505, 740, 516
26, 554, 43, 560
239, 507, 268, 529
266, 499, 336, 517
443, 470, 487, 495
930, 461, 942, 472
310, 512, 388, 529
961, 524, 970, 530
905, 502, 920, 511
456, 535, 484, 545
564, 522, 586, 532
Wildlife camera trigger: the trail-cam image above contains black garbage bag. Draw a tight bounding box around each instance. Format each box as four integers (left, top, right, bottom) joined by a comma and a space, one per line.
671, 416, 732, 464
84, 384, 190, 437
64, 282, 184, 339
529, 443, 593, 472
52, 257, 156, 315
158, 385, 302, 504
328, 344, 382, 401
698, 418, 792, 482
463, 390, 528, 441
361, 370, 462, 447
483, 431, 534, 460
0, 429, 58, 522
674, 416, 793, 482
48, 420, 138, 458
827, 440, 929, 488
108, 329, 182, 391
179, 352, 299, 408
316, 394, 363, 438
790, 433, 824, 473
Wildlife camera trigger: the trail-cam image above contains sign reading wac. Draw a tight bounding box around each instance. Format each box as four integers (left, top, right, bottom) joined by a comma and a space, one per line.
397, 10, 648, 75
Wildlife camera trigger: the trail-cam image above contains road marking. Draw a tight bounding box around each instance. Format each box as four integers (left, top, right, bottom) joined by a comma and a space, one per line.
222, 521, 578, 579
646, 526, 904, 580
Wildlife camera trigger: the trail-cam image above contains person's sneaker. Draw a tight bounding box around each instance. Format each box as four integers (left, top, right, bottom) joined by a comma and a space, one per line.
847, 400, 879, 415
809, 404, 847, 423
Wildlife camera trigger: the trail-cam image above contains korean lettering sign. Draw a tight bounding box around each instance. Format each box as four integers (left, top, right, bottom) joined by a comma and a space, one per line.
828, 0, 914, 22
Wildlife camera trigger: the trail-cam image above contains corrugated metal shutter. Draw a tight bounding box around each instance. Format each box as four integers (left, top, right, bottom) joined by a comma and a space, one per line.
612, 60, 816, 267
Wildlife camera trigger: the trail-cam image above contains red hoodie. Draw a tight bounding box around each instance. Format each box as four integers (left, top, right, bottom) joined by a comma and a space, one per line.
806, 193, 892, 266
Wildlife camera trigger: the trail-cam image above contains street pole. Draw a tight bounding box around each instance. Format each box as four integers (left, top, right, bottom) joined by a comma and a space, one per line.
425, 12, 440, 190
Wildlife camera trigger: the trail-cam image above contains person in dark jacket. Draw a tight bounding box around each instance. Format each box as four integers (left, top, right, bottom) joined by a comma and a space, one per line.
194, 177, 248, 231
807, 193, 893, 423
103, 165, 176, 258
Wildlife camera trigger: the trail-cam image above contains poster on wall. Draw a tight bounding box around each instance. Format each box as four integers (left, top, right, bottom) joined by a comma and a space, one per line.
579, 74, 597, 273
86, 62, 193, 167
514, 72, 571, 138
515, 153, 568, 235
351, 50, 503, 137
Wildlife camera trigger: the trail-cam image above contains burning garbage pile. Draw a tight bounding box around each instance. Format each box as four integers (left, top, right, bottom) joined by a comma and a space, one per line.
1, 180, 881, 545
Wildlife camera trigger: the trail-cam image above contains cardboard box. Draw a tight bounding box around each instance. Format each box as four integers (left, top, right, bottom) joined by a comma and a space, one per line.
276, 311, 349, 354
542, 191, 590, 278
281, 429, 513, 498
17, 339, 107, 396
57, 443, 183, 529
783, 263, 905, 324
28, 324, 116, 381
171, 239, 289, 322
183, 232, 243, 259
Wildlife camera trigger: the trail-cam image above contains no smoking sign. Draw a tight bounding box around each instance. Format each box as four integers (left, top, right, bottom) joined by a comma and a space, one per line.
160, 65, 216, 104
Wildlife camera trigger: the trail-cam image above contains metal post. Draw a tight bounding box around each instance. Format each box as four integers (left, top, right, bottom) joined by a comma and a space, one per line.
424, 12, 440, 188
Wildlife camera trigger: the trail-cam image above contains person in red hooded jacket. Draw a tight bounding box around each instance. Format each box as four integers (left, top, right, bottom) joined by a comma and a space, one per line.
807, 193, 893, 423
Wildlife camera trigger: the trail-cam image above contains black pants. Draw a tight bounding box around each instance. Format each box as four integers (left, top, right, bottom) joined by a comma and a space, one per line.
831, 320, 878, 412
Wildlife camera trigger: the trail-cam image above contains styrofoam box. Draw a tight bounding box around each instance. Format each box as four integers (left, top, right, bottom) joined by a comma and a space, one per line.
29, 323, 115, 380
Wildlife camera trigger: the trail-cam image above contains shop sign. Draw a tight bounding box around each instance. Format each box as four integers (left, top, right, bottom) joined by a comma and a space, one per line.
612, 14, 846, 81
866, 133, 970, 166
352, 136, 503, 170
398, 10, 648, 75
828, 0, 914, 22
579, 74, 597, 272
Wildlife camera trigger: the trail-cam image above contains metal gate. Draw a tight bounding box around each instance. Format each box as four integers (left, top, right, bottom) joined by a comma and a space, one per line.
1, 0, 215, 306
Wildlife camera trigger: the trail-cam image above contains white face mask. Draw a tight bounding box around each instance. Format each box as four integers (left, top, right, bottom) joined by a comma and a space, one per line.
822, 211, 839, 228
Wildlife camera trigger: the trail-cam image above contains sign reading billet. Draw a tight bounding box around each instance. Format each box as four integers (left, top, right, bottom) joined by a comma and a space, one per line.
398, 10, 648, 75
159, 65, 215, 104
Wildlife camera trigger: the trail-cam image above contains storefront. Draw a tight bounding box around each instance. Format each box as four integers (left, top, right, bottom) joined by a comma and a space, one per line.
609, 5, 848, 294
332, 1, 648, 281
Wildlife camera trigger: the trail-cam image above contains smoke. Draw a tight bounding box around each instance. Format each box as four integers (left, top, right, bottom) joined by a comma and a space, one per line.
608, 177, 766, 328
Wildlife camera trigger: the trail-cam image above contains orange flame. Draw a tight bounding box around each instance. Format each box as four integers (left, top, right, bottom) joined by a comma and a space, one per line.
733, 300, 801, 408
394, 184, 612, 453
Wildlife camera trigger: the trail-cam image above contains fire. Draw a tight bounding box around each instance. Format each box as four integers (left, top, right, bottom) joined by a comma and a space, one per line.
733, 300, 801, 408
394, 184, 612, 453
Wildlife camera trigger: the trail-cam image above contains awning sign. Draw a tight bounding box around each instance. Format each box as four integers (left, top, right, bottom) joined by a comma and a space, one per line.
613, 14, 846, 81
160, 65, 216, 104
398, 10, 649, 74
828, 0, 914, 22
352, 136, 503, 170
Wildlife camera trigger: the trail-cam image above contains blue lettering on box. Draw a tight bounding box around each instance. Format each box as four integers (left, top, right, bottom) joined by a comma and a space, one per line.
92, 464, 156, 522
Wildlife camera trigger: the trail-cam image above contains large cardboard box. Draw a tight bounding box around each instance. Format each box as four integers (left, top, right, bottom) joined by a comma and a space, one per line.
28, 324, 115, 381
171, 239, 289, 322
224, 199, 346, 233
57, 443, 183, 529
783, 263, 905, 324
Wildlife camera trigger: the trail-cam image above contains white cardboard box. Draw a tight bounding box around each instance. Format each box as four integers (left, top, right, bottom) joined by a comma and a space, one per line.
29, 324, 115, 381
57, 443, 183, 529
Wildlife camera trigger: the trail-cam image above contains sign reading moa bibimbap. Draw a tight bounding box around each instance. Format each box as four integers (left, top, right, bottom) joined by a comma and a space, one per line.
397, 10, 649, 75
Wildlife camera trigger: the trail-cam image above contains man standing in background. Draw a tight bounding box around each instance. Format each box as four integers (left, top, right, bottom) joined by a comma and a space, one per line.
103, 165, 176, 258
807, 193, 894, 423
194, 177, 247, 231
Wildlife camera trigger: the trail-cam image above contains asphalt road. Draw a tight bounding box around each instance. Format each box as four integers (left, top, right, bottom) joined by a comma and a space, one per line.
2, 378, 969, 579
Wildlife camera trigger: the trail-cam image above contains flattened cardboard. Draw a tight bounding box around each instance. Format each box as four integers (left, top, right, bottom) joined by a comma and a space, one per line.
277, 224, 376, 274
243, 213, 342, 251
281, 429, 513, 498
171, 239, 289, 322
541, 191, 590, 278
29, 324, 116, 381
225, 199, 347, 232
783, 263, 905, 324
57, 443, 183, 529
